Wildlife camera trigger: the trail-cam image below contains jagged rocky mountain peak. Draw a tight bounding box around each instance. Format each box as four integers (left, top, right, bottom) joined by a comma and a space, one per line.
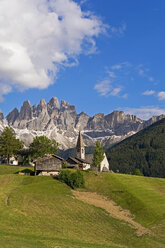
19, 100, 32, 120
23, 100, 31, 106
48, 97, 59, 109
60, 100, 70, 109
6, 108, 19, 124
21, 100, 32, 111
38, 99, 47, 108
105, 110, 141, 125
94, 113, 105, 118
76, 112, 90, 130
36, 99, 48, 117
79, 111, 89, 117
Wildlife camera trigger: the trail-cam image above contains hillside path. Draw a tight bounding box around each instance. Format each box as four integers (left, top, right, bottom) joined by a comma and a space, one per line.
72, 191, 150, 237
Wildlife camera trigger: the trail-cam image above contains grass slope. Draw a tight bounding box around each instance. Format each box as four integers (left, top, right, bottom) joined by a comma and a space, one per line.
0, 165, 165, 247
106, 118, 165, 177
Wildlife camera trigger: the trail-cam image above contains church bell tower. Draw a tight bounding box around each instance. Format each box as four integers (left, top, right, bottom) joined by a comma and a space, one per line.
76, 131, 85, 160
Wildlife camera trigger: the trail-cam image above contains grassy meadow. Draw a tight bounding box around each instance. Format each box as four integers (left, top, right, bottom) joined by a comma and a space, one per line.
0, 165, 165, 248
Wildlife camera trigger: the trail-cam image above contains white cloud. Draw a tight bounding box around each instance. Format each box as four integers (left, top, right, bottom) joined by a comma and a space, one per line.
94, 80, 111, 96
110, 23, 126, 36
94, 79, 123, 97
138, 69, 145, 76
0, 84, 12, 102
121, 106, 165, 120
108, 71, 116, 78
149, 77, 154, 82
111, 62, 131, 71
137, 65, 156, 84
157, 91, 165, 101
122, 93, 128, 99
111, 64, 122, 70
142, 90, 155, 96
94, 62, 131, 97
110, 87, 122, 96
0, 0, 105, 99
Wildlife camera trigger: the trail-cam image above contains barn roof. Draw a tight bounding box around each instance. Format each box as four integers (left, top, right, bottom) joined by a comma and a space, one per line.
66, 156, 82, 165
75, 157, 90, 165
35, 154, 64, 163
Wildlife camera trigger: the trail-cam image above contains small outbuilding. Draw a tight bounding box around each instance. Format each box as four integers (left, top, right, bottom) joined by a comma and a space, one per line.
35, 154, 63, 176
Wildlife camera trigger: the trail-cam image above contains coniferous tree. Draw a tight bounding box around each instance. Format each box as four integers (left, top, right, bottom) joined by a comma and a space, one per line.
0, 127, 24, 164
93, 141, 104, 168
29, 136, 59, 159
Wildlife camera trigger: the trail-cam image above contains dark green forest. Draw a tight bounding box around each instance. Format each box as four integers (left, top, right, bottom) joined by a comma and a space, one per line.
106, 118, 165, 178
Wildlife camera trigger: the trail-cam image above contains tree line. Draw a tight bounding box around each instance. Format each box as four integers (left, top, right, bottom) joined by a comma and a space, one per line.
0, 127, 104, 168
0, 127, 58, 165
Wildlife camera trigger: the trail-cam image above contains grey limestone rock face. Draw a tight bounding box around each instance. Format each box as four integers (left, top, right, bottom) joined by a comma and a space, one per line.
6, 108, 19, 125
0, 111, 4, 121
58, 100, 77, 130
87, 113, 110, 130
60, 100, 71, 109
19, 101, 32, 121
142, 115, 165, 129
76, 112, 90, 130
47, 97, 59, 118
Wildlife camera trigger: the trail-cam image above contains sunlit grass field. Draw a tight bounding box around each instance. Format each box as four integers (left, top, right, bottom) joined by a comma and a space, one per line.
0, 165, 165, 248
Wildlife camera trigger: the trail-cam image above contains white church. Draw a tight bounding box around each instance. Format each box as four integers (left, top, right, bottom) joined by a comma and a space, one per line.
66, 131, 109, 172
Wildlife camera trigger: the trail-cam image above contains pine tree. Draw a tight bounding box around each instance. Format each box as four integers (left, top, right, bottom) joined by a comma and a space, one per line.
93, 141, 104, 168
0, 127, 24, 164
29, 136, 59, 159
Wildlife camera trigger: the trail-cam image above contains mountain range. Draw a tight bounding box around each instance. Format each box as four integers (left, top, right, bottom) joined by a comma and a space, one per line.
0, 97, 165, 149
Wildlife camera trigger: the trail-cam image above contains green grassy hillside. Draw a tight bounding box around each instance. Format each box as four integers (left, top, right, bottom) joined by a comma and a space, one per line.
106, 118, 165, 178
0, 165, 165, 247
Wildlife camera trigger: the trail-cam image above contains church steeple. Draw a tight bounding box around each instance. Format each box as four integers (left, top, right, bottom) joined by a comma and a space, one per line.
76, 131, 85, 160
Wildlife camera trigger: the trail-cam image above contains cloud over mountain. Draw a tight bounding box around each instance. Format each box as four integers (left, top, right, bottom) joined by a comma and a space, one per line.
122, 106, 165, 120
0, 0, 105, 100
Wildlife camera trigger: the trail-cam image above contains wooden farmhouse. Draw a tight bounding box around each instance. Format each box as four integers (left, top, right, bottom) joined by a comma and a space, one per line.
35, 154, 63, 176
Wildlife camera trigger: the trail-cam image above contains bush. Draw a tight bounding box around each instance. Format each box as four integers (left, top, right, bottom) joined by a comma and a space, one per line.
132, 169, 144, 176
58, 170, 85, 189
62, 162, 68, 169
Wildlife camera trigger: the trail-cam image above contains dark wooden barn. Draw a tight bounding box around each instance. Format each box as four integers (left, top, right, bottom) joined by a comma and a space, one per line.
65, 157, 90, 170
65, 157, 82, 169
35, 154, 63, 176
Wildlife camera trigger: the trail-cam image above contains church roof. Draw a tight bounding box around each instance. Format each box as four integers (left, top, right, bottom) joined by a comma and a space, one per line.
76, 131, 85, 149
85, 154, 94, 164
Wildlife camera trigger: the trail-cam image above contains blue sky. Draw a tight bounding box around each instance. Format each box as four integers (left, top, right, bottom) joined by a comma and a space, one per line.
0, 0, 165, 119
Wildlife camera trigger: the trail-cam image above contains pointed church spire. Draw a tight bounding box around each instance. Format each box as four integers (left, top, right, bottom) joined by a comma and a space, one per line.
76, 130, 85, 159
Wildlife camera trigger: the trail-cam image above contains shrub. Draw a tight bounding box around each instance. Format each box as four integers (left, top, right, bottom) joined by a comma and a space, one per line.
132, 169, 144, 176
62, 162, 68, 169
58, 170, 85, 189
